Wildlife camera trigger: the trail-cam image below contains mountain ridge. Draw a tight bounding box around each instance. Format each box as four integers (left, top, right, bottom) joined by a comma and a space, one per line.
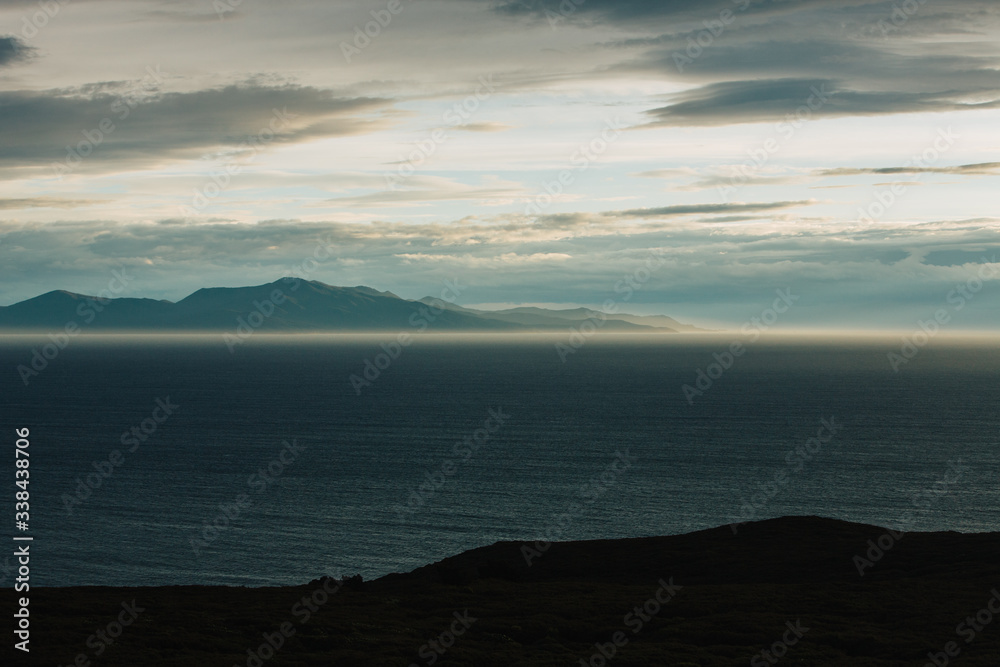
0, 278, 705, 332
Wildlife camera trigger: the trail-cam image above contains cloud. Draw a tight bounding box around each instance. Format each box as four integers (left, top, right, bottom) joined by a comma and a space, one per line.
394, 251, 573, 266
639, 161, 1000, 193
0, 35, 32, 67
820, 162, 1000, 177
568, 2, 1000, 126
641, 78, 1000, 127
609, 201, 815, 218
516, 201, 817, 231
2, 0, 999, 327
0, 83, 393, 174
454, 122, 512, 132
320, 175, 528, 208
923, 248, 1000, 266
492, 0, 884, 24
632, 168, 698, 179
634, 166, 809, 191
0, 197, 108, 209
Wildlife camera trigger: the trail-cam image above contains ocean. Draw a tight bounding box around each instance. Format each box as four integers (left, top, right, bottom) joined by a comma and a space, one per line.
2, 334, 998, 587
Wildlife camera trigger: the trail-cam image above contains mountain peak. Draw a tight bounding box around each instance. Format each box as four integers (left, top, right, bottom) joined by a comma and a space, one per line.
0, 281, 701, 332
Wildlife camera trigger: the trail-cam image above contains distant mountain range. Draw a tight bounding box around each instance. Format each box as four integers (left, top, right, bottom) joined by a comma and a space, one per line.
0, 278, 705, 332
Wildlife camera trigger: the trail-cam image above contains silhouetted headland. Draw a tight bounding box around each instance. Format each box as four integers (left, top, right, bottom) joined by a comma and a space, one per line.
12, 516, 1000, 665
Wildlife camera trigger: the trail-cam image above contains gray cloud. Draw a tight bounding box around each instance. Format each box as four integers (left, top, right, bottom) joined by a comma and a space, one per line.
0, 35, 32, 67
520, 201, 816, 229
493, 0, 885, 24
0, 84, 392, 173
611, 201, 814, 218
643, 78, 1000, 126
0, 197, 108, 209
574, 2, 1000, 126
820, 162, 1000, 177
639, 161, 1000, 193
924, 248, 1000, 266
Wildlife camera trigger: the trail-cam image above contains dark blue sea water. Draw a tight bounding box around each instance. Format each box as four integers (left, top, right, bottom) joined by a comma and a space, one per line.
1, 334, 998, 586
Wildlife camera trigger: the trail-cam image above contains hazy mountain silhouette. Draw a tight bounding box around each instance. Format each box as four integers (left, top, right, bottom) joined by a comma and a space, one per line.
421, 300, 704, 332
0, 278, 703, 332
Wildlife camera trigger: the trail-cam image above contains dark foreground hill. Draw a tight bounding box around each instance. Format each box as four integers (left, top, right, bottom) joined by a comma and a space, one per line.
10, 516, 1000, 666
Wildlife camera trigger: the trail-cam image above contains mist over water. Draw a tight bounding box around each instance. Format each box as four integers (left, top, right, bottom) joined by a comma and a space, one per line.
3, 334, 998, 586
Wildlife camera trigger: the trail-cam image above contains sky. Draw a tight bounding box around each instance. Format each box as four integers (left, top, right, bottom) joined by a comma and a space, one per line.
1, 0, 999, 329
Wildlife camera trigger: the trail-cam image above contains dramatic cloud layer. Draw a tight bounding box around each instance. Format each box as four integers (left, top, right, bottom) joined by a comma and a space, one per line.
1, 0, 998, 328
